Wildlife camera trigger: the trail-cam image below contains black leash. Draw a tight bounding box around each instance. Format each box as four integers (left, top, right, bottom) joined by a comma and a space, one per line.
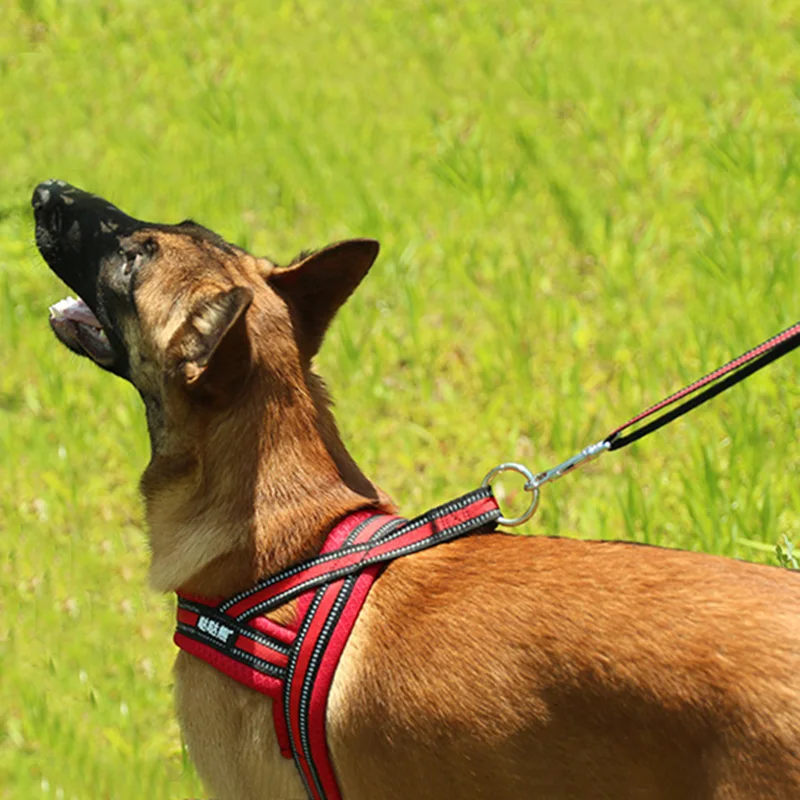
605, 320, 800, 450
483, 320, 800, 526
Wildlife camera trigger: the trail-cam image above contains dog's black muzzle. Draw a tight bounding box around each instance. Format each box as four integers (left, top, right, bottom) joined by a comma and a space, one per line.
33, 180, 148, 378
32, 180, 143, 309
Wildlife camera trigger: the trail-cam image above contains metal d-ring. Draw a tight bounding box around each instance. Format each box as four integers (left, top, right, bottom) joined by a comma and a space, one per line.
481, 462, 540, 527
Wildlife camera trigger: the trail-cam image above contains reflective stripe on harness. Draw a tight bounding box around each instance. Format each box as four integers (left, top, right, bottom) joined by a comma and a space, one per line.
174, 487, 501, 800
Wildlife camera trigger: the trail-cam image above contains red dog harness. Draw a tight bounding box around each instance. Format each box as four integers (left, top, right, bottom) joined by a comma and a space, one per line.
174, 487, 500, 800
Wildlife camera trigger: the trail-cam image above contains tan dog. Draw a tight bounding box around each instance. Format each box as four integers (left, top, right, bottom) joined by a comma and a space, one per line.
34, 180, 800, 800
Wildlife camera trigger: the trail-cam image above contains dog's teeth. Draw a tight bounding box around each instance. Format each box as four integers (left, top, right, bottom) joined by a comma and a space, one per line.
50, 297, 78, 314
48, 296, 103, 329
49, 299, 70, 319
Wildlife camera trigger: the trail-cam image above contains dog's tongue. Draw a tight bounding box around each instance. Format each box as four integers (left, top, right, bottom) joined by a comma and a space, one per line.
49, 296, 101, 328
48, 296, 115, 366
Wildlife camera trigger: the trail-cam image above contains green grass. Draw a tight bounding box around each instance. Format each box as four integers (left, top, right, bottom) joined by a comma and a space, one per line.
1, 0, 799, 797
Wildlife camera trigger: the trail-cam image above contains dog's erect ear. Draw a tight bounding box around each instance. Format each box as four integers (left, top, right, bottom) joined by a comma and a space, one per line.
166, 285, 254, 397
268, 239, 379, 357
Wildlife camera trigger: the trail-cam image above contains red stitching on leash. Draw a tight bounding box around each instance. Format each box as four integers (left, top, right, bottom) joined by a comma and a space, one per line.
606, 321, 800, 449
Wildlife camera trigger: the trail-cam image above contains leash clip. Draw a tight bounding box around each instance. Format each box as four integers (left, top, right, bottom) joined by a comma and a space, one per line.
482, 440, 609, 527
530, 439, 610, 487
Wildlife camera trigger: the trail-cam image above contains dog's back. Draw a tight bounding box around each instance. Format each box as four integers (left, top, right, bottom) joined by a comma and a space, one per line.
329, 534, 800, 800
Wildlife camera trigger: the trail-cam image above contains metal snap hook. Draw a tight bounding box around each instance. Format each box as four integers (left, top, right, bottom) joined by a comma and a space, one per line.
481, 462, 540, 527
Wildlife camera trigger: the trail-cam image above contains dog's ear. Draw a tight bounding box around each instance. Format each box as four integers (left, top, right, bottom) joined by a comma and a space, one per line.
268, 239, 379, 357
166, 285, 254, 399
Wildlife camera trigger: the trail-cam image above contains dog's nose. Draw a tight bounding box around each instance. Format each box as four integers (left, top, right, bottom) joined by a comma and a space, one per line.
32, 179, 73, 211
31, 184, 51, 212
33, 180, 70, 234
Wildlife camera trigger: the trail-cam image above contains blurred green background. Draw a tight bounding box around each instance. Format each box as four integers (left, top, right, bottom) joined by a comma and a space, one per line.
1, 1, 798, 797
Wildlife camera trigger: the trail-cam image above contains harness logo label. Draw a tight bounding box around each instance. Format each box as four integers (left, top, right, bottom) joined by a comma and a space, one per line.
197, 616, 234, 645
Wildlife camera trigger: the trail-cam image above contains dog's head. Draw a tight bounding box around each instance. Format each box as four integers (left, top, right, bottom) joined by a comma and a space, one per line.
33, 180, 386, 590
33, 179, 379, 432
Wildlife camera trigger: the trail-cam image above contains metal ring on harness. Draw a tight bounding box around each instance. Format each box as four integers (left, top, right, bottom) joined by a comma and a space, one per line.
481, 462, 540, 527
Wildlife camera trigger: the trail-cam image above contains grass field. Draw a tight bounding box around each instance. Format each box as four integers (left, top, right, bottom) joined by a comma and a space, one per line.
1, 1, 799, 797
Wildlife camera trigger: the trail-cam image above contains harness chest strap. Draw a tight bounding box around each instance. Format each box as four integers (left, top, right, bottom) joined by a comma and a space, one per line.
174, 487, 501, 800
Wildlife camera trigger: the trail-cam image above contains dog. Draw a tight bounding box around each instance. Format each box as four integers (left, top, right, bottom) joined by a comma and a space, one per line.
34, 179, 800, 800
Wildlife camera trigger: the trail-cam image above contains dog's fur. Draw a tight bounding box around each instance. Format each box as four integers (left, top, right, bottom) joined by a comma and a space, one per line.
34, 182, 800, 800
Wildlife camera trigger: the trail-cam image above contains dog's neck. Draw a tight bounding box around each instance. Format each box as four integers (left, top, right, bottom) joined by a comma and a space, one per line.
141, 367, 393, 596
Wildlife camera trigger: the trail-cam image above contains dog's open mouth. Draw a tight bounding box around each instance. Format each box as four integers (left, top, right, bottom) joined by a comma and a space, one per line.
49, 297, 115, 366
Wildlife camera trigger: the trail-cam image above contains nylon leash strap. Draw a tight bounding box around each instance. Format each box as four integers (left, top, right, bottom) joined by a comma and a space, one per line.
483, 320, 800, 525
